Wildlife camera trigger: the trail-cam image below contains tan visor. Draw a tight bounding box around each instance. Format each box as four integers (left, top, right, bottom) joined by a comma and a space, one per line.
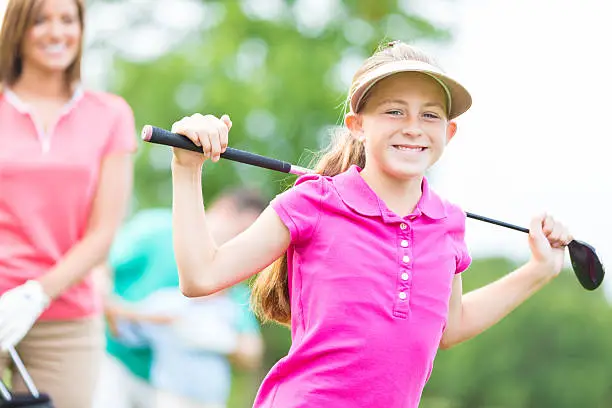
349, 59, 472, 120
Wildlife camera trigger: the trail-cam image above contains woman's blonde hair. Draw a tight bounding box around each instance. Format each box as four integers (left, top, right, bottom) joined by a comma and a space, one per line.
250, 41, 443, 326
0, 0, 85, 87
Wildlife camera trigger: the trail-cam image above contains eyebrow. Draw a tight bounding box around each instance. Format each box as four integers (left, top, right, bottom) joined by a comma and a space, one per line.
377, 99, 446, 111
423, 102, 446, 111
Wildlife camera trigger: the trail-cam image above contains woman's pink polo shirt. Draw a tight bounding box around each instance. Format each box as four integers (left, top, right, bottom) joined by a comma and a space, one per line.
254, 165, 471, 408
0, 87, 136, 320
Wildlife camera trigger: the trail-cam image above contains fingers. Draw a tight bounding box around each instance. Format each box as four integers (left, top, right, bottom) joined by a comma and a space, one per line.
200, 130, 212, 160
0, 325, 19, 350
219, 114, 230, 153
529, 213, 548, 242
209, 127, 223, 163
171, 118, 203, 148
542, 214, 554, 237
0, 315, 20, 350
170, 113, 232, 162
532, 213, 572, 249
220, 114, 232, 131
548, 221, 572, 248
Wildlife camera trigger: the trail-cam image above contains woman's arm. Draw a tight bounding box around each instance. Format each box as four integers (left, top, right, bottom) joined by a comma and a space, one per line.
37, 153, 133, 298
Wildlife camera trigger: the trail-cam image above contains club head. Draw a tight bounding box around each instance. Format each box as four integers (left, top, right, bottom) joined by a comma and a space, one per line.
568, 240, 605, 291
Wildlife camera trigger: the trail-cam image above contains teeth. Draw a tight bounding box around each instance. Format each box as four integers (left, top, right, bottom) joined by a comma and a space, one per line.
394, 145, 425, 151
44, 44, 66, 53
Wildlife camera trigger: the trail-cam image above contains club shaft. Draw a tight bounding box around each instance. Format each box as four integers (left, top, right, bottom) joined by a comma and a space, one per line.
0, 378, 11, 401
465, 212, 529, 234
143, 125, 532, 234
8, 347, 39, 398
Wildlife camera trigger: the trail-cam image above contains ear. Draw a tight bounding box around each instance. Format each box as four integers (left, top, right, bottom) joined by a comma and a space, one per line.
345, 112, 364, 141
445, 121, 458, 144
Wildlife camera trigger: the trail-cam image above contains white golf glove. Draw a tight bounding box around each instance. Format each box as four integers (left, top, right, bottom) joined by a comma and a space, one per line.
0, 281, 50, 350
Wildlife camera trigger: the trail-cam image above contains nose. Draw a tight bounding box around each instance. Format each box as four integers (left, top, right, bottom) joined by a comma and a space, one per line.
48, 20, 63, 39
401, 116, 423, 138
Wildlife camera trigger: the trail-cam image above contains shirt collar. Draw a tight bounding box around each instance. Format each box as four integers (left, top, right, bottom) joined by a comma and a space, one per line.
2, 82, 84, 115
332, 165, 447, 220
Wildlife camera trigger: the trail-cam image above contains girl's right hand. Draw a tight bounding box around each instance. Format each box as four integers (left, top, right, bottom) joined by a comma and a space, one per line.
170, 113, 232, 167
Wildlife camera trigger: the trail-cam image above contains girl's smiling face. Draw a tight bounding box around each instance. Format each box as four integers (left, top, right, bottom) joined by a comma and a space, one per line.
347, 71, 457, 181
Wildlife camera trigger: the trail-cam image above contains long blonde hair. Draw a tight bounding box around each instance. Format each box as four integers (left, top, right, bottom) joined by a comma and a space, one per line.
0, 0, 85, 88
250, 41, 442, 326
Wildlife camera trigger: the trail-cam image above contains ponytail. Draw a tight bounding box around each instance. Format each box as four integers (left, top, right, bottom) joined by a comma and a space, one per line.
250, 127, 365, 326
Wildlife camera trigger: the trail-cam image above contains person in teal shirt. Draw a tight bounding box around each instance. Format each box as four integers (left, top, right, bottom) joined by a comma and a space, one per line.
94, 188, 267, 408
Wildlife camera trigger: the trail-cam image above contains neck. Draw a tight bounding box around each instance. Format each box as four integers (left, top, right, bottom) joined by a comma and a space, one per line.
360, 165, 424, 218
12, 65, 71, 100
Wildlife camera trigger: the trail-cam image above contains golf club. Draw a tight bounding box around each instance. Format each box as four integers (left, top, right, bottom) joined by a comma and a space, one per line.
141, 125, 605, 291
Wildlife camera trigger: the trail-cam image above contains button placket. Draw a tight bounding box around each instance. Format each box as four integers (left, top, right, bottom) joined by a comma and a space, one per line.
393, 222, 413, 317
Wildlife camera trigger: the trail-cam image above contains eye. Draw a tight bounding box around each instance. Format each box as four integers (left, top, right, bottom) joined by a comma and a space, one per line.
385, 109, 403, 116
61, 14, 78, 24
423, 112, 441, 120
33, 15, 46, 25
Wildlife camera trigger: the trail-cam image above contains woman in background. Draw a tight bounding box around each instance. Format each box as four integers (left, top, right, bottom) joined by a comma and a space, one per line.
0, 0, 136, 406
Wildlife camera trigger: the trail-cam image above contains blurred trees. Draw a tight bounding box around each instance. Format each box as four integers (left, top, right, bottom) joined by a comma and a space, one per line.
86, 1, 612, 407
423, 258, 612, 408
88, 0, 450, 208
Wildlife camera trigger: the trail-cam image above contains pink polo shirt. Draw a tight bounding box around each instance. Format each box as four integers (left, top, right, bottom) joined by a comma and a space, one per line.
0, 87, 136, 320
254, 165, 471, 408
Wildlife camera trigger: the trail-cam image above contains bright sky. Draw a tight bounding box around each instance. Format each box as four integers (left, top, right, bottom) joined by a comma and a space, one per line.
424, 0, 612, 300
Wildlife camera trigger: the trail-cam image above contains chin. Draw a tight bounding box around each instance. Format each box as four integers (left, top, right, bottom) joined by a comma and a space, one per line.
384, 163, 427, 181
31, 56, 77, 74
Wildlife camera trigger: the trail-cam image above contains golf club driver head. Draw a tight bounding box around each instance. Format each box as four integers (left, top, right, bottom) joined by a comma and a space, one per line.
568, 240, 605, 291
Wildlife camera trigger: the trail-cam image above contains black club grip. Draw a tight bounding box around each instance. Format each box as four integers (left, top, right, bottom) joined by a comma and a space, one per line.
141, 125, 292, 174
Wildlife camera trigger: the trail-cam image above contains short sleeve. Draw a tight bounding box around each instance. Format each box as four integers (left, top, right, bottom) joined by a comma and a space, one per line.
453, 211, 472, 274
270, 174, 325, 246
455, 238, 472, 274
103, 96, 137, 156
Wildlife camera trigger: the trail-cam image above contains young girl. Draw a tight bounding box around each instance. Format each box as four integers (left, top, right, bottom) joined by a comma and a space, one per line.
0, 0, 135, 406
169, 41, 572, 408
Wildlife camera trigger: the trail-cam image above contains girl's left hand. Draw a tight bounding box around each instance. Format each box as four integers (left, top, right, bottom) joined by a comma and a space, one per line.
528, 213, 573, 277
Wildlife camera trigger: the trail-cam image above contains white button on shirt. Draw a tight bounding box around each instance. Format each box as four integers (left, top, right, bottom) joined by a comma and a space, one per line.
400, 223, 407, 230
401, 273, 409, 281
400, 240, 409, 248
398, 292, 407, 300
402, 255, 410, 263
